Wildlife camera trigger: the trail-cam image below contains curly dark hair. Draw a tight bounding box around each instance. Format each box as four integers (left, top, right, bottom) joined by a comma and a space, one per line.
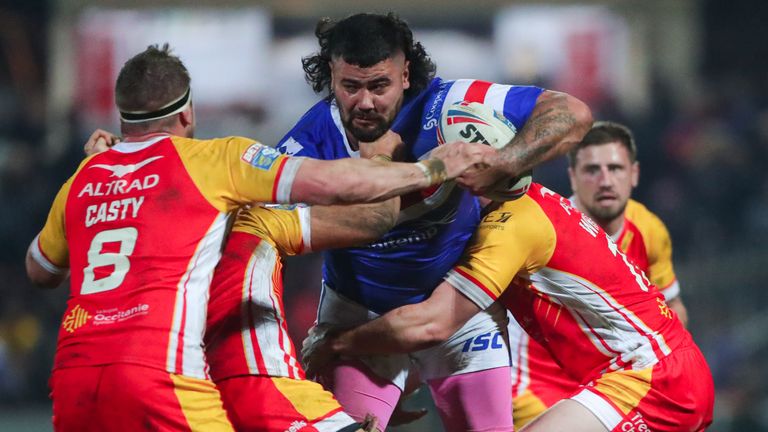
302, 13, 436, 100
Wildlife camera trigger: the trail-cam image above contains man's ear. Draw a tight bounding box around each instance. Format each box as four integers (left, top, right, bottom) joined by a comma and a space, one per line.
631, 161, 639, 188
179, 105, 193, 127
402, 60, 410, 90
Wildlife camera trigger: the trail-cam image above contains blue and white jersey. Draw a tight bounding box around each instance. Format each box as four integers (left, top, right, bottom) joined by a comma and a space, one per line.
277, 78, 543, 313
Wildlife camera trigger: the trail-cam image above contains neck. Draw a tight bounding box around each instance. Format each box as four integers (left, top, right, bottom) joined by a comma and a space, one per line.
345, 129, 360, 152
600, 216, 625, 238
122, 131, 171, 143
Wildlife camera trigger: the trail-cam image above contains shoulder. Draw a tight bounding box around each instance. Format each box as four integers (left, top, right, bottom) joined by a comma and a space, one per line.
624, 199, 669, 235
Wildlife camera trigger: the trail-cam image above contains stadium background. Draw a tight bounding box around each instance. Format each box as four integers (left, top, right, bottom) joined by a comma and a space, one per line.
0, 0, 766, 430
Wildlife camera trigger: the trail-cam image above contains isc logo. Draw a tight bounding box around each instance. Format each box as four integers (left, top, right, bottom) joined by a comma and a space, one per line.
461, 331, 504, 352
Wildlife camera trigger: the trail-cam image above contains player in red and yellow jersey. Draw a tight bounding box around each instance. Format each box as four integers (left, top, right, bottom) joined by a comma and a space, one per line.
24, 45, 492, 432
304, 182, 714, 431
509, 121, 690, 428
205, 135, 402, 432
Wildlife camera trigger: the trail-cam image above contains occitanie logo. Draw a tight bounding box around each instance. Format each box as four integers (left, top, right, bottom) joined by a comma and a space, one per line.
62, 305, 91, 333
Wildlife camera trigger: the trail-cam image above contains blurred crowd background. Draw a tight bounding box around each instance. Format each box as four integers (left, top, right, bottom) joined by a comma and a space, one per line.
1, 0, 766, 430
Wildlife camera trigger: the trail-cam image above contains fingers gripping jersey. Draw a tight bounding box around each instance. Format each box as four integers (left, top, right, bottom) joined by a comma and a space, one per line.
277, 78, 543, 313
206, 206, 310, 381
446, 184, 692, 382
31, 135, 298, 378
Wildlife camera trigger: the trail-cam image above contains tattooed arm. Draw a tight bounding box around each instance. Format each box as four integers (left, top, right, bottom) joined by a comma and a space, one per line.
458, 90, 592, 194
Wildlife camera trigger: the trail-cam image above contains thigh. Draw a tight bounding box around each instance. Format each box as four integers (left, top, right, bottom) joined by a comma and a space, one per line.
317, 286, 411, 389
217, 375, 356, 432
323, 358, 403, 430
427, 367, 514, 432
99, 364, 233, 432
51, 367, 103, 432
520, 399, 607, 432
415, 302, 510, 382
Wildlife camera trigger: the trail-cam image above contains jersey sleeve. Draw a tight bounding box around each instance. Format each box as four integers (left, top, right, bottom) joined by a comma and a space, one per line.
31, 179, 72, 274
231, 204, 310, 256
483, 84, 544, 130
173, 136, 303, 210
645, 216, 679, 300
445, 197, 556, 309
275, 101, 330, 158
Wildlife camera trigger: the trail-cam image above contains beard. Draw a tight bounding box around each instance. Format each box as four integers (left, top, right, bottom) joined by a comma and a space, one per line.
586, 201, 628, 224
342, 111, 392, 143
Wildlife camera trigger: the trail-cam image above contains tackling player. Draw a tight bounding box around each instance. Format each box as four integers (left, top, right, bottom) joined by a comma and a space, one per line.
205, 133, 406, 432
509, 121, 691, 428
279, 13, 592, 430
24, 44, 493, 431
304, 183, 715, 432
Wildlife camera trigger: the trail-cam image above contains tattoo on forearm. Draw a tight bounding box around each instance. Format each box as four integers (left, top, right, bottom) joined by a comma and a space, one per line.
502, 93, 581, 172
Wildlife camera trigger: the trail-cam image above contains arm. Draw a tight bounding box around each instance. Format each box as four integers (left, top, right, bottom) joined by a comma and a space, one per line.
667, 297, 689, 327
303, 281, 480, 376
25, 246, 67, 288
289, 141, 495, 205
333, 281, 480, 355
458, 91, 593, 194
308, 199, 398, 250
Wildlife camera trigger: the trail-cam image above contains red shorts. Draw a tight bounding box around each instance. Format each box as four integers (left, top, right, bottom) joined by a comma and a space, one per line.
571, 345, 715, 432
217, 375, 356, 431
50, 364, 233, 432
513, 338, 579, 428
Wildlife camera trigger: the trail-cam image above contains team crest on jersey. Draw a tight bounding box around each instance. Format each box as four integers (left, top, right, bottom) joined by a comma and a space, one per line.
242, 144, 280, 170
62, 305, 91, 333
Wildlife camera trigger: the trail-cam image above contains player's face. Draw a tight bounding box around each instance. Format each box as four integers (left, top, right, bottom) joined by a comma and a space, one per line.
330, 53, 410, 143
569, 142, 639, 223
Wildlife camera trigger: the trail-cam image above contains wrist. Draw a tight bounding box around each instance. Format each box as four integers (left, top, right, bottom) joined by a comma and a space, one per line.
415, 159, 447, 186
371, 154, 393, 162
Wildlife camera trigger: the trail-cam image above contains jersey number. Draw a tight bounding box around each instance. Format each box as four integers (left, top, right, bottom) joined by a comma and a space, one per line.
82, 227, 138, 295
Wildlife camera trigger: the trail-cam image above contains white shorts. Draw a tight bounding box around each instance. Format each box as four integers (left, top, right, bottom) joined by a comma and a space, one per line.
317, 283, 511, 390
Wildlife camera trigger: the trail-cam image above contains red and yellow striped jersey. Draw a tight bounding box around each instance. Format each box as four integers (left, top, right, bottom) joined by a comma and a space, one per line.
205, 205, 310, 381
447, 184, 691, 383
30, 134, 298, 379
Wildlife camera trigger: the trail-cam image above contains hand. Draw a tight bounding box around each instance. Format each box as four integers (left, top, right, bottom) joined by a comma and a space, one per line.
427, 141, 496, 182
84, 129, 120, 156
456, 164, 509, 195
301, 324, 337, 379
359, 413, 380, 432
359, 130, 405, 160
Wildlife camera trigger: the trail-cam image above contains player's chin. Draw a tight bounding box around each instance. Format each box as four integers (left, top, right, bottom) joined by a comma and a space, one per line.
351, 125, 388, 143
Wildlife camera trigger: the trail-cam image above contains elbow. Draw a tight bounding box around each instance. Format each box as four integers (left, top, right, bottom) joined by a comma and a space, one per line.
419, 321, 454, 347
570, 95, 594, 136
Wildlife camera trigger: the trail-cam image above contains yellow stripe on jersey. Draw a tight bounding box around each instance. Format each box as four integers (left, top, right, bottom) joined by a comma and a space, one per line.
513, 389, 549, 429
171, 136, 292, 212
170, 374, 234, 432
270, 376, 344, 421
233, 206, 305, 256
457, 196, 556, 298
37, 154, 101, 269
592, 366, 653, 415
624, 200, 677, 291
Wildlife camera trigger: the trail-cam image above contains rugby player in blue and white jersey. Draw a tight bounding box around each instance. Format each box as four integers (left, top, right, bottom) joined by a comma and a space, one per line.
280, 13, 592, 431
